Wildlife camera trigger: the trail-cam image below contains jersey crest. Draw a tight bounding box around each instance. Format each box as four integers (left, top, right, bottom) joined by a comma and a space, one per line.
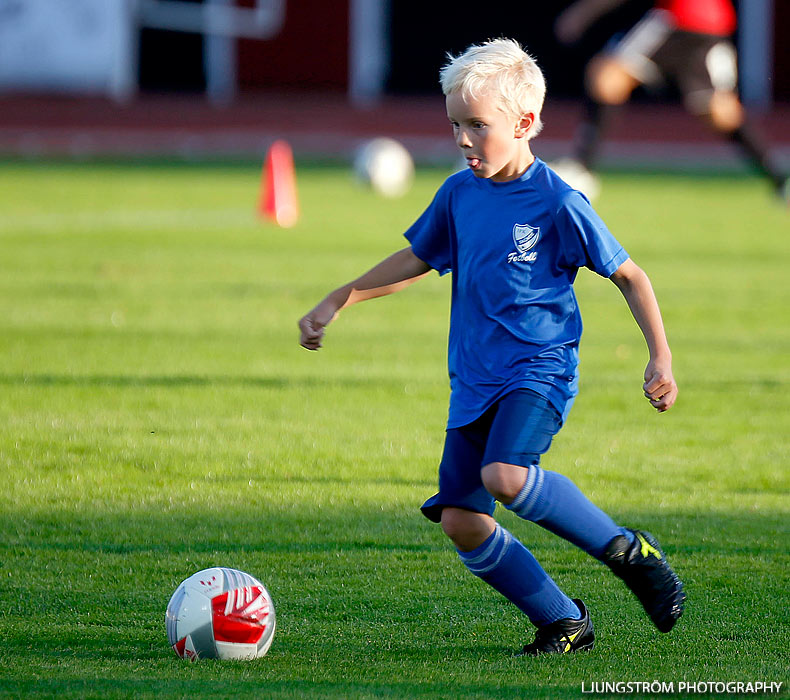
513, 222, 540, 253
508, 222, 540, 263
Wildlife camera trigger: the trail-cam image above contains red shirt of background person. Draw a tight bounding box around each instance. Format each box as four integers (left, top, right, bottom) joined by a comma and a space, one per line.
656, 0, 736, 35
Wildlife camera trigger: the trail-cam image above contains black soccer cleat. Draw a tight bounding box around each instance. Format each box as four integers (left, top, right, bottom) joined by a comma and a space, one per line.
518, 599, 595, 656
602, 529, 685, 633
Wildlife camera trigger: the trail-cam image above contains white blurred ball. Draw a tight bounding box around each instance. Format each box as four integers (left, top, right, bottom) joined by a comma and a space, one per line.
353, 137, 414, 198
548, 158, 601, 201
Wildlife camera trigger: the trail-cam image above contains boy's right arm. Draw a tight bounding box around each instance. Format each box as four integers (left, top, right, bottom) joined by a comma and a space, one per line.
298, 246, 431, 350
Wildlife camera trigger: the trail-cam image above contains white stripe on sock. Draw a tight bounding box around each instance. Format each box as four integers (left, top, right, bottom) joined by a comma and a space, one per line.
507, 465, 543, 519
461, 524, 504, 567
508, 465, 537, 512
471, 529, 513, 575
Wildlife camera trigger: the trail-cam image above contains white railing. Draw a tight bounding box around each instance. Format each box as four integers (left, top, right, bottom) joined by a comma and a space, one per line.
137, 0, 285, 39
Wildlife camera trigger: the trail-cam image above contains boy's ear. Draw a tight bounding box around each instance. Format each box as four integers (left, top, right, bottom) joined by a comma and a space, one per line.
515, 112, 535, 139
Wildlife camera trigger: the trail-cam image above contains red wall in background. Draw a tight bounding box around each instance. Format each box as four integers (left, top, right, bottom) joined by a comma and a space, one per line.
236, 0, 349, 92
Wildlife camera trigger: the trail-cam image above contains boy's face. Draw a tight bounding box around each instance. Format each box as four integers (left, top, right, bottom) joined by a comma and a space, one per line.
446, 89, 534, 182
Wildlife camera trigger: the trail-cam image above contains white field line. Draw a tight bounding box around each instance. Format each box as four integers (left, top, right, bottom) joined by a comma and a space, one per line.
0, 207, 258, 234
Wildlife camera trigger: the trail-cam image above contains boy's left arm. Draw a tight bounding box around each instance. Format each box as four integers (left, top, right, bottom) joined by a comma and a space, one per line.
610, 259, 678, 412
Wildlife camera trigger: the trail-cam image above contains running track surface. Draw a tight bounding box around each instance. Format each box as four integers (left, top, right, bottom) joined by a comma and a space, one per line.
1, 93, 788, 169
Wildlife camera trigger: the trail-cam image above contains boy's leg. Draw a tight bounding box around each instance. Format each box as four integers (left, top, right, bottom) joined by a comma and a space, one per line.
482, 389, 684, 632
422, 415, 584, 631
441, 507, 581, 626
495, 462, 632, 559
447, 509, 595, 655
480, 390, 632, 560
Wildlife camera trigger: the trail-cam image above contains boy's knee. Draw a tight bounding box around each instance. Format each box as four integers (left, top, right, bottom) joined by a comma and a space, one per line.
481, 462, 529, 505
586, 56, 637, 105
440, 507, 495, 552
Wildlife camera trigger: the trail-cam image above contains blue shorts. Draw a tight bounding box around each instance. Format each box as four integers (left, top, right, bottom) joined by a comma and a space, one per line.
421, 389, 562, 523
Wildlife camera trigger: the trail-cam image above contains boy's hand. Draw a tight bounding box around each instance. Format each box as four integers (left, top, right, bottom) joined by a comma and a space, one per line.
643, 360, 677, 412
297, 247, 429, 351
298, 298, 340, 350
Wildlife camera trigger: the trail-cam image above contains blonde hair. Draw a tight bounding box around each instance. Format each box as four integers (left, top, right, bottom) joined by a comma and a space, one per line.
440, 38, 546, 139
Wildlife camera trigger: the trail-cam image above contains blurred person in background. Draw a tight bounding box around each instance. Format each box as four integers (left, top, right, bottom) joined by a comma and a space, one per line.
553, 0, 788, 202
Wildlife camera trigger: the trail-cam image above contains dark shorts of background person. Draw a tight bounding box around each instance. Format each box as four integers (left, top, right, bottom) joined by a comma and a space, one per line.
421, 388, 562, 523
610, 9, 737, 113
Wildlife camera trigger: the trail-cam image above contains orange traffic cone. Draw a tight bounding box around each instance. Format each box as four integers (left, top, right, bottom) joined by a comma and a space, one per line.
259, 140, 299, 227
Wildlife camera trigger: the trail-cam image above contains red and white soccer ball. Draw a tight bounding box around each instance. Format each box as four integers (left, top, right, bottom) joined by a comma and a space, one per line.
166, 567, 276, 661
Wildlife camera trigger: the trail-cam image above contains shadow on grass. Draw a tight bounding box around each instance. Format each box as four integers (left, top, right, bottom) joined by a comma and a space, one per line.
1, 502, 787, 558
0, 373, 415, 391
0, 504, 445, 555
0, 677, 564, 700
2, 372, 784, 393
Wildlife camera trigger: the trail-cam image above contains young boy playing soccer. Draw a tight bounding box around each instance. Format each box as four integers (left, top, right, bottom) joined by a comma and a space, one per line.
298, 38, 685, 655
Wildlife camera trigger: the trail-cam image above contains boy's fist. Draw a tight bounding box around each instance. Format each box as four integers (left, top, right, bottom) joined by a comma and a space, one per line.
643, 362, 677, 413
298, 299, 340, 350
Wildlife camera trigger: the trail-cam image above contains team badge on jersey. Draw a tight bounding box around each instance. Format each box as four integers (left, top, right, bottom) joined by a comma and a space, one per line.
508, 222, 539, 263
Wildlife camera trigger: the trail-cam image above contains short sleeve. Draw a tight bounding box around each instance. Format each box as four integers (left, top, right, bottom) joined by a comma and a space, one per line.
404, 181, 454, 275
556, 191, 629, 277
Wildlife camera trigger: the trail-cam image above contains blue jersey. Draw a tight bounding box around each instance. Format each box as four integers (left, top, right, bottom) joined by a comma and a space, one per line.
404, 157, 629, 429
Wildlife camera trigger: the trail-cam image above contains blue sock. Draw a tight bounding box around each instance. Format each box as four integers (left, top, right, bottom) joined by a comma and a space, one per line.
506, 465, 635, 559
457, 523, 581, 626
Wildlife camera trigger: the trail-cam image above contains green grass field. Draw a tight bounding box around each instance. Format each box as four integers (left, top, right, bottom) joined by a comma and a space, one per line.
0, 160, 787, 699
